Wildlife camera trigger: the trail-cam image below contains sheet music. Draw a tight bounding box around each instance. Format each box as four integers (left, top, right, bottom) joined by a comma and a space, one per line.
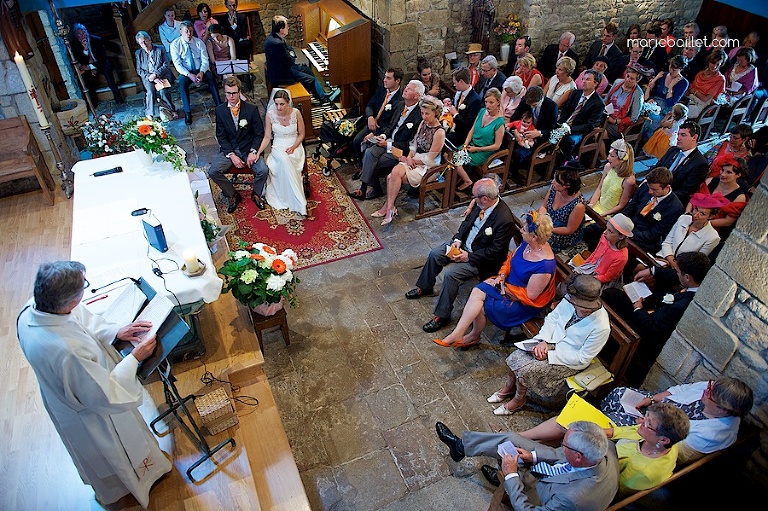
132, 293, 176, 346
102, 283, 146, 327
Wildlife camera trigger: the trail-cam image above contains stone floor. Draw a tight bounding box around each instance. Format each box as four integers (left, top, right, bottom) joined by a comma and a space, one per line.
91, 83, 749, 510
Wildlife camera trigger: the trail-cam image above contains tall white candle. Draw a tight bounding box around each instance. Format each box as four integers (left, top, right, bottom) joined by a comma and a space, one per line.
182, 249, 200, 273
14, 52, 50, 129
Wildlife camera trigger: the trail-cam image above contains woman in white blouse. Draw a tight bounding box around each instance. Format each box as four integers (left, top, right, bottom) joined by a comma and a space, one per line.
542, 56, 577, 108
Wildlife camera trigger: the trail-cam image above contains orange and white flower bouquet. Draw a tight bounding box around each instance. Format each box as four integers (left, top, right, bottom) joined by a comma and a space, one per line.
218, 241, 300, 309
122, 117, 188, 171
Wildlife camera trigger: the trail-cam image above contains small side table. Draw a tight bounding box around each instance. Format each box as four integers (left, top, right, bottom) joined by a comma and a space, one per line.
249, 307, 291, 352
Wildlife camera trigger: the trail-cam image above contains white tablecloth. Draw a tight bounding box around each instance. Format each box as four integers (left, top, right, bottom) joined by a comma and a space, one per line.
71, 152, 222, 306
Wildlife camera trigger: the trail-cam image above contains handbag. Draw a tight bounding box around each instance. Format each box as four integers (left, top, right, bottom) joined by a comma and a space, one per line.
574, 361, 613, 392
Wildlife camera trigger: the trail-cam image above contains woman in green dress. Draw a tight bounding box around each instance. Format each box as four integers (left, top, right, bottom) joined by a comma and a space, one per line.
455, 88, 506, 190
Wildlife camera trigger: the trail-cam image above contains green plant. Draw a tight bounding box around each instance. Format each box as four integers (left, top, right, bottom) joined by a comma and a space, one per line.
122, 117, 189, 172
218, 241, 300, 308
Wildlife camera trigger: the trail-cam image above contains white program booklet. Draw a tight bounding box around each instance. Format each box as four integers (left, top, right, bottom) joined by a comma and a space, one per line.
623, 281, 653, 303
620, 388, 647, 417
514, 339, 541, 351
132, 293, 175, 346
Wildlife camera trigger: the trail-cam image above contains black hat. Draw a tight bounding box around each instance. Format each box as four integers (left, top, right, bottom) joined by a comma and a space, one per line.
593, 55, 610, 66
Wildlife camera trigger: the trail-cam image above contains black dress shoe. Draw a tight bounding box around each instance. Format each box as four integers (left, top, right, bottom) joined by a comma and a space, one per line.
226, 193, 241, 213
423, 316, 451, 333
435, 422, 465, 462
405, 287, 433, 299
251, 193, 265, 209
184, 112, 192, 125
347, 189, 366, 201
481, 465, 500, 487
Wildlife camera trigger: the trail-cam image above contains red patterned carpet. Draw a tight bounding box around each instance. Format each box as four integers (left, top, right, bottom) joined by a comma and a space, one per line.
214, 158, 382, 269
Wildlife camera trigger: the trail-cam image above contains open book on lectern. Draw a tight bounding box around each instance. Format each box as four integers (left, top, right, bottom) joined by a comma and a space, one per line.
107, 278, 191, 379
215, 59, 249, 75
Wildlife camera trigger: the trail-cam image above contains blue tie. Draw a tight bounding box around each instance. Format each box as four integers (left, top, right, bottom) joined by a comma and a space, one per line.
187, 43, 196, 72
669, 151, 685, 173
531, 461, 573, 477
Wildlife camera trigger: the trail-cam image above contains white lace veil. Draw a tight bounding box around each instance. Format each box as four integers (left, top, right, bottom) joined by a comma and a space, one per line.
266, 87, 294, 112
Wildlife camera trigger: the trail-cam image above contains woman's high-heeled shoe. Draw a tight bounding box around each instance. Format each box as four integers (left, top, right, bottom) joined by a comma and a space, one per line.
371, 209, 387, 218
381, 208, 397, 226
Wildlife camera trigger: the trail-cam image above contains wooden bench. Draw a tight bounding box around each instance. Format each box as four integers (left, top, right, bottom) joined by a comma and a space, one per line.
0, 116, 56, 205
605, 423, 758, 510
507, 216, 641, 395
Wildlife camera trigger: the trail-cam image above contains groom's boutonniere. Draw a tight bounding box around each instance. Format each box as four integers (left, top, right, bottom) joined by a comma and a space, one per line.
406, 122, 414, 129
485, 227, 493, 236
384, 104, 392, 111
653, 212, 661, 221
239, 119, 248, 129
458, 104, 466, 110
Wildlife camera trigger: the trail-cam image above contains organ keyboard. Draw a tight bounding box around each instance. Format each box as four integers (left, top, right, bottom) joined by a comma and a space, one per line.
303, 42, 330, 73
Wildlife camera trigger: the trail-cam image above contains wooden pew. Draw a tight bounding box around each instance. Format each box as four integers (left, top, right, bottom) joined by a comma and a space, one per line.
0, 116, 56, 205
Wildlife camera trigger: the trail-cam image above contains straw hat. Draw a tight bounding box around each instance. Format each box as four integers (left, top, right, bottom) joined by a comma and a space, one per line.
466, 43, 484, 55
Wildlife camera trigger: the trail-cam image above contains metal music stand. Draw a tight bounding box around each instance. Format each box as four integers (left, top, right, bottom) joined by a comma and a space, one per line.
150, 360, 236, 482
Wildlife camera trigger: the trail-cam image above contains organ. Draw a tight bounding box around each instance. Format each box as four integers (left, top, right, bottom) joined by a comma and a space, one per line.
292, 0, 371, 110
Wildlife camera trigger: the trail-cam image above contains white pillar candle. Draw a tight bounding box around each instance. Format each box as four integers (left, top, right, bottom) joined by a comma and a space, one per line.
183, 249, 200, 273
14, 52, 50, 129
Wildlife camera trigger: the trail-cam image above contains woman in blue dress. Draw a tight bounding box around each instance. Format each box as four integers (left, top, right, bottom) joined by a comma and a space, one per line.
454, 88, 507, 191
642, 55, 689, 140
434, 211, 557, 349
540, 166, 586, 254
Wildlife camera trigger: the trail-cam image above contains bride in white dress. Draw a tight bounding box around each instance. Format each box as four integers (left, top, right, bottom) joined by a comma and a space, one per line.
255, 88, 307, 216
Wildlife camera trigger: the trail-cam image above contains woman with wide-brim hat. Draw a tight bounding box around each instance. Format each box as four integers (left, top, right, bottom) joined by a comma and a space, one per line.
488, 274, 611, 415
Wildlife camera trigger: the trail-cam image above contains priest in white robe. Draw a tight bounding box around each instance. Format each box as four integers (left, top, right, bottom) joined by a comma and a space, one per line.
16, 261, 172, 508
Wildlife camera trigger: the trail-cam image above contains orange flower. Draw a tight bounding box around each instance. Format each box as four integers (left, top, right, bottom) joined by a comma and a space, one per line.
251, 254, 265, 261
272, 259, 286, 274
262, 245, 276, 255
138, 124, 152, 135
161, 130, 167, 138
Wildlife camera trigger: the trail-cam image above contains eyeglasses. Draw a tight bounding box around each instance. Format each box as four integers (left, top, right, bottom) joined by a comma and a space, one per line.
224, 90, 240, 96
472, 194, 486, 200
640, 413, 658, 433
83, 278, 90, 290
561, 441, 583, 456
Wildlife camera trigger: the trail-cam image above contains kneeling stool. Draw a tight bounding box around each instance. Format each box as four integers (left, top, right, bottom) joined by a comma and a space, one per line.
249, 307, 291, 352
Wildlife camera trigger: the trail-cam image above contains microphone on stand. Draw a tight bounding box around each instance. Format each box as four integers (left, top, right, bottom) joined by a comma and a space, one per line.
90, 276, 141, 294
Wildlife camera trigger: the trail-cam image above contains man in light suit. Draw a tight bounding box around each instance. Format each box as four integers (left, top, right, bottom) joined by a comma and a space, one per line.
209, 76, 268, 213
171, 21, 221, 124
134, 31, 176, 119
351, 68, 404, 165
347, 80, 425, 200
435, 420, 619, 511
603, 251, 710, 387
508, 86, 558, 165
655, 121, 709, 206
474, 56, 507, 96
557, 70, 605, 163
407, 178, 515, 332
538, 32, 580, 79
445, 67, 483, 148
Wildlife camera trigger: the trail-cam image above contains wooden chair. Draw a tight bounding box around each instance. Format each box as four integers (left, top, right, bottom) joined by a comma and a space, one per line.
716, 94, 753, 135
575, 123, 605, 171
695, 103, 721, 142
752, 98, 768, 129
598, 116, 648, 160
415, 161, 456, 219
511, 139, 560, 188
451, 131, 514, 208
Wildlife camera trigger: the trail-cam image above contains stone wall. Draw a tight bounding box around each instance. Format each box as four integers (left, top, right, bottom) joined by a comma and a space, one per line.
642, 171, 768, 488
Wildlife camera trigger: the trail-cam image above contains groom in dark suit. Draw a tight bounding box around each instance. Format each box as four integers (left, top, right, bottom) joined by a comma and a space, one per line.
209, 76, 268, 213
655, 121, 709, 207
407, 178, 515, 332
602, 251, 710, 386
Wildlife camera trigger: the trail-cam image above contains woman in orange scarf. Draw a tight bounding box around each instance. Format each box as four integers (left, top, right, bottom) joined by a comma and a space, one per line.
435, 211, 557, 349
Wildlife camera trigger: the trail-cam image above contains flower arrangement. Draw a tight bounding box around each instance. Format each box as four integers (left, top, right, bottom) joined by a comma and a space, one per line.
638, 101, 661, 117
218, 241, 300, 309
122, 117, 189, 172
338, 119, 358, 137
549, 123, 571, 145
492, 14, 526, 45
195, 191, 222, 243
81, 114, 131, 157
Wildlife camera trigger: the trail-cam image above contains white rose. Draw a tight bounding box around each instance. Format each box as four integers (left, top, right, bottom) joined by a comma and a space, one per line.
485, 227, 493, 236
662, 294, 675, 304
384, 104, 392, 111
653, 212, 662, 221
458, 104, 466, 110
406, 122, 414, 129
239, 119, 248, 128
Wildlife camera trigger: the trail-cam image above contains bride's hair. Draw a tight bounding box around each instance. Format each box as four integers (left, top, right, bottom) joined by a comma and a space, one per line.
273, 89, 291, 104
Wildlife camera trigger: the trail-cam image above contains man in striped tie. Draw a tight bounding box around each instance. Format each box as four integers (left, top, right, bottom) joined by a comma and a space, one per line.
436, 420, 619, 510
